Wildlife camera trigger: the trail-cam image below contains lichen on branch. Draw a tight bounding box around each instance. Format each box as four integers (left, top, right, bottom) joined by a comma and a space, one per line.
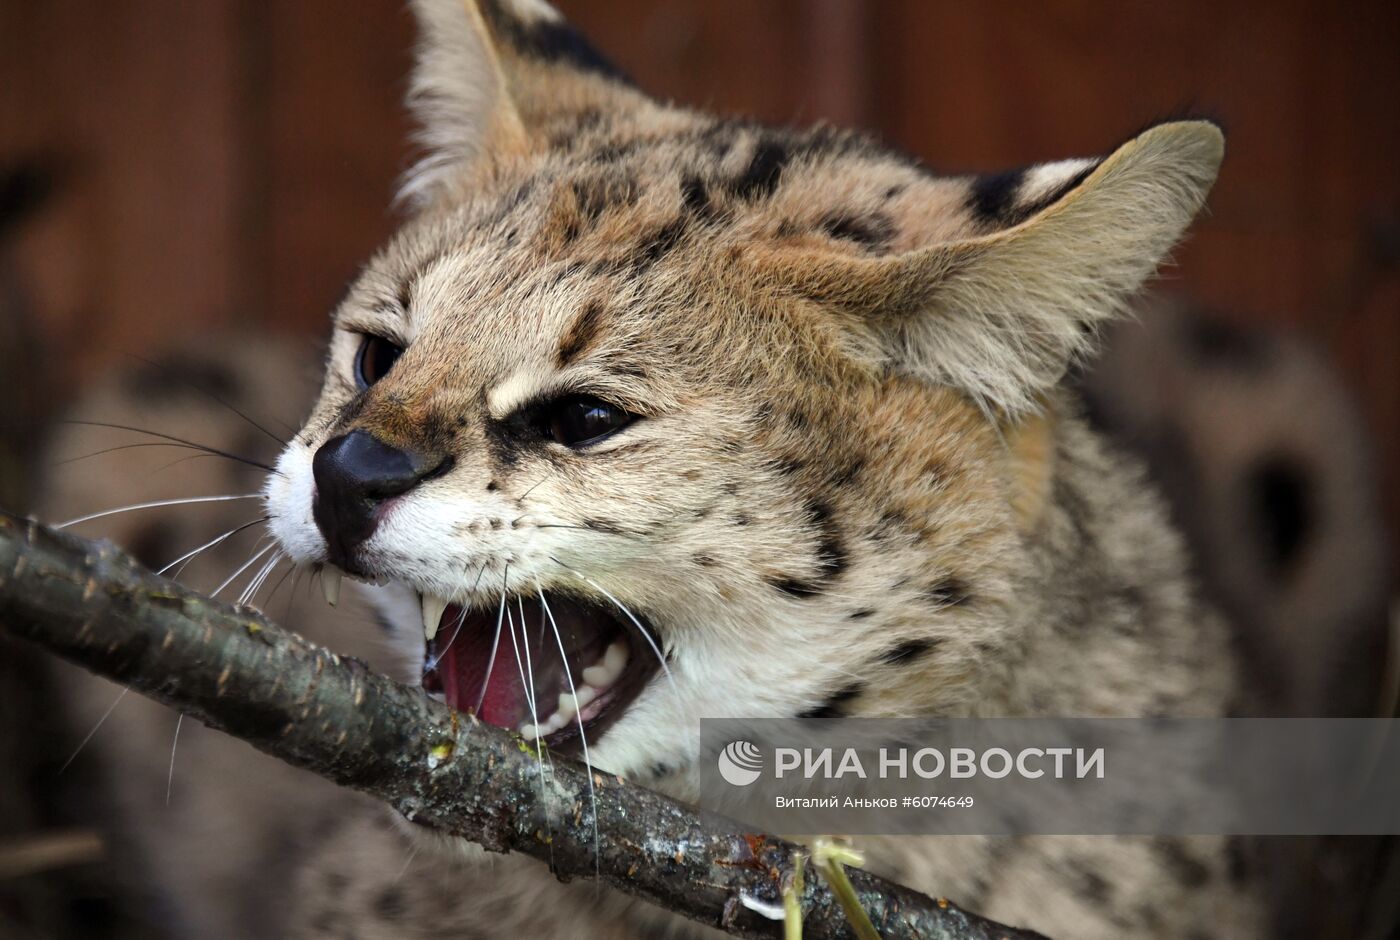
0, 511, 1044, 940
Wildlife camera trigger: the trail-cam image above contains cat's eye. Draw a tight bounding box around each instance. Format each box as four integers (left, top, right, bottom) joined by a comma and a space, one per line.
543, 395, 634, 448
355, 334, 403, 389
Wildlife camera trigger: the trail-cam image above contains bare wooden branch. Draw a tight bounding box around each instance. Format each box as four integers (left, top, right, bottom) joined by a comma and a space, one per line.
0, 511, 1045, 940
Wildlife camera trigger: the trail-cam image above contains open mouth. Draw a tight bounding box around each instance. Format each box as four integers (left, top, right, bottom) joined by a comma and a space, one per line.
421, 594, 661, 753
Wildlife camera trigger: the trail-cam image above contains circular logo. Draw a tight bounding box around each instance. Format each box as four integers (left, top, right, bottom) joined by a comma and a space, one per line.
717, 740, 764, 786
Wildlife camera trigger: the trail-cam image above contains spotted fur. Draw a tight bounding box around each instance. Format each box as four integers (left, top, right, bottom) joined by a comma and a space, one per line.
42, 0, 1331, 936
250, 2, 1261, 937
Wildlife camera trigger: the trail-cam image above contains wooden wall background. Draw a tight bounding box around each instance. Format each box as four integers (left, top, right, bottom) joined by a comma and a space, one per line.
1, 0, 1397, 536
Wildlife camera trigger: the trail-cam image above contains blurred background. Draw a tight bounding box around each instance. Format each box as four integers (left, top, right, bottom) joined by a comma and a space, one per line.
1, 1, 1398, 938
2, 0, 1398, 537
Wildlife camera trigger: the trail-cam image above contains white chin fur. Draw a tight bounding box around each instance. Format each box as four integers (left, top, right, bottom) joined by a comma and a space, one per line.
265, 440, 703, 787
264, 442, 325, 564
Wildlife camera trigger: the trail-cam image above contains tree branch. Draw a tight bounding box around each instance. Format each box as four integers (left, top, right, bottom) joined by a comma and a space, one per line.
0, 511, 1045, 940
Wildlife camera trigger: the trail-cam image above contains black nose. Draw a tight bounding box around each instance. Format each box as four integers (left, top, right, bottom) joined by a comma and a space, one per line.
312, 430, 449, 567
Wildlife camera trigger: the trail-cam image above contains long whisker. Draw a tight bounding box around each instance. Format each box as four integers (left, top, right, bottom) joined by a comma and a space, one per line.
517, 595, 537, 715
474, 564, 509, 716
56, 441, 190, 466
528, 598, 560, 876
118, 350, 292, 446
210, 541, 275, 598
238, 551, 283, 606
55, 442, 263, 473
505, 604, 537, 722
60, 686, 129, 774
250, 553, 285, 603
555, 561, 682, 715
158, 517, 266, 576
60, 421, 279, 474
536, 581, 601, 886
166, 713, 183, 805
57, 493, 263, 529
148, 452, 265, 478
507, 597, 555, 867
243, 551, 284, 604
260, 560, 299, 612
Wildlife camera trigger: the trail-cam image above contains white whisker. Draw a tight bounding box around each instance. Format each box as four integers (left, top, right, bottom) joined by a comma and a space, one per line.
158, 518, 265, 576
260, 561, 299, 611
210, 542, 275, 599
56, 493, 263, 529
252, 553, 285, 601
237, 553, 275, 605
166, 713, 183, 806
536, 580, 601, 887
556, 562, 682, 716
473, 565, 509, 716
238, 551, 283, 606
512, 595, 556, 870
504, 603, 535, 718
60, 686, 129, 774
517, 597, 543, 730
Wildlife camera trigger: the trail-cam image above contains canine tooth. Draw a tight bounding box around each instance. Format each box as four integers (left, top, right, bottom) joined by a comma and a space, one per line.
581, 663, 610, 686
321, 566, 343, 606
520, 723, 542, 741
421, 594, 449, 641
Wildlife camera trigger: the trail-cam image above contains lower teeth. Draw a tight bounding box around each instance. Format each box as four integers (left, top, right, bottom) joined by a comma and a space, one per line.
516, 639, 628, 740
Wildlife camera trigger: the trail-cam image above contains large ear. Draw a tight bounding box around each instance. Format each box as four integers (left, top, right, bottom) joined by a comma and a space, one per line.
401, 0, 639, 207
752, 121, 1225, 416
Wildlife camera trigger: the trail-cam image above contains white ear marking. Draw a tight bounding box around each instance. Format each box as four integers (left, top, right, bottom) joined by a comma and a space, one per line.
504, 0, 563, 24
749, 121, 1225, 416
914, 120, 1225, 413
1016, 157, 1099, 209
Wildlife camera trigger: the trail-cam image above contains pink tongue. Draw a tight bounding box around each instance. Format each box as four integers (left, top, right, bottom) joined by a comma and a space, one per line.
437, 622, 526, 728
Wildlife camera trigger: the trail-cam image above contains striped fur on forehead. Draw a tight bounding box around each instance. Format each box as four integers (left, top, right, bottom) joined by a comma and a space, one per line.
350, 118, 1220, 461
417, 119, 944, 250
330, 0, 1222, 582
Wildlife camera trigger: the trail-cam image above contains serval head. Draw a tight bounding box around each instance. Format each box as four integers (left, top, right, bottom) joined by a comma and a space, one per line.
265, 0, 1223, 788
